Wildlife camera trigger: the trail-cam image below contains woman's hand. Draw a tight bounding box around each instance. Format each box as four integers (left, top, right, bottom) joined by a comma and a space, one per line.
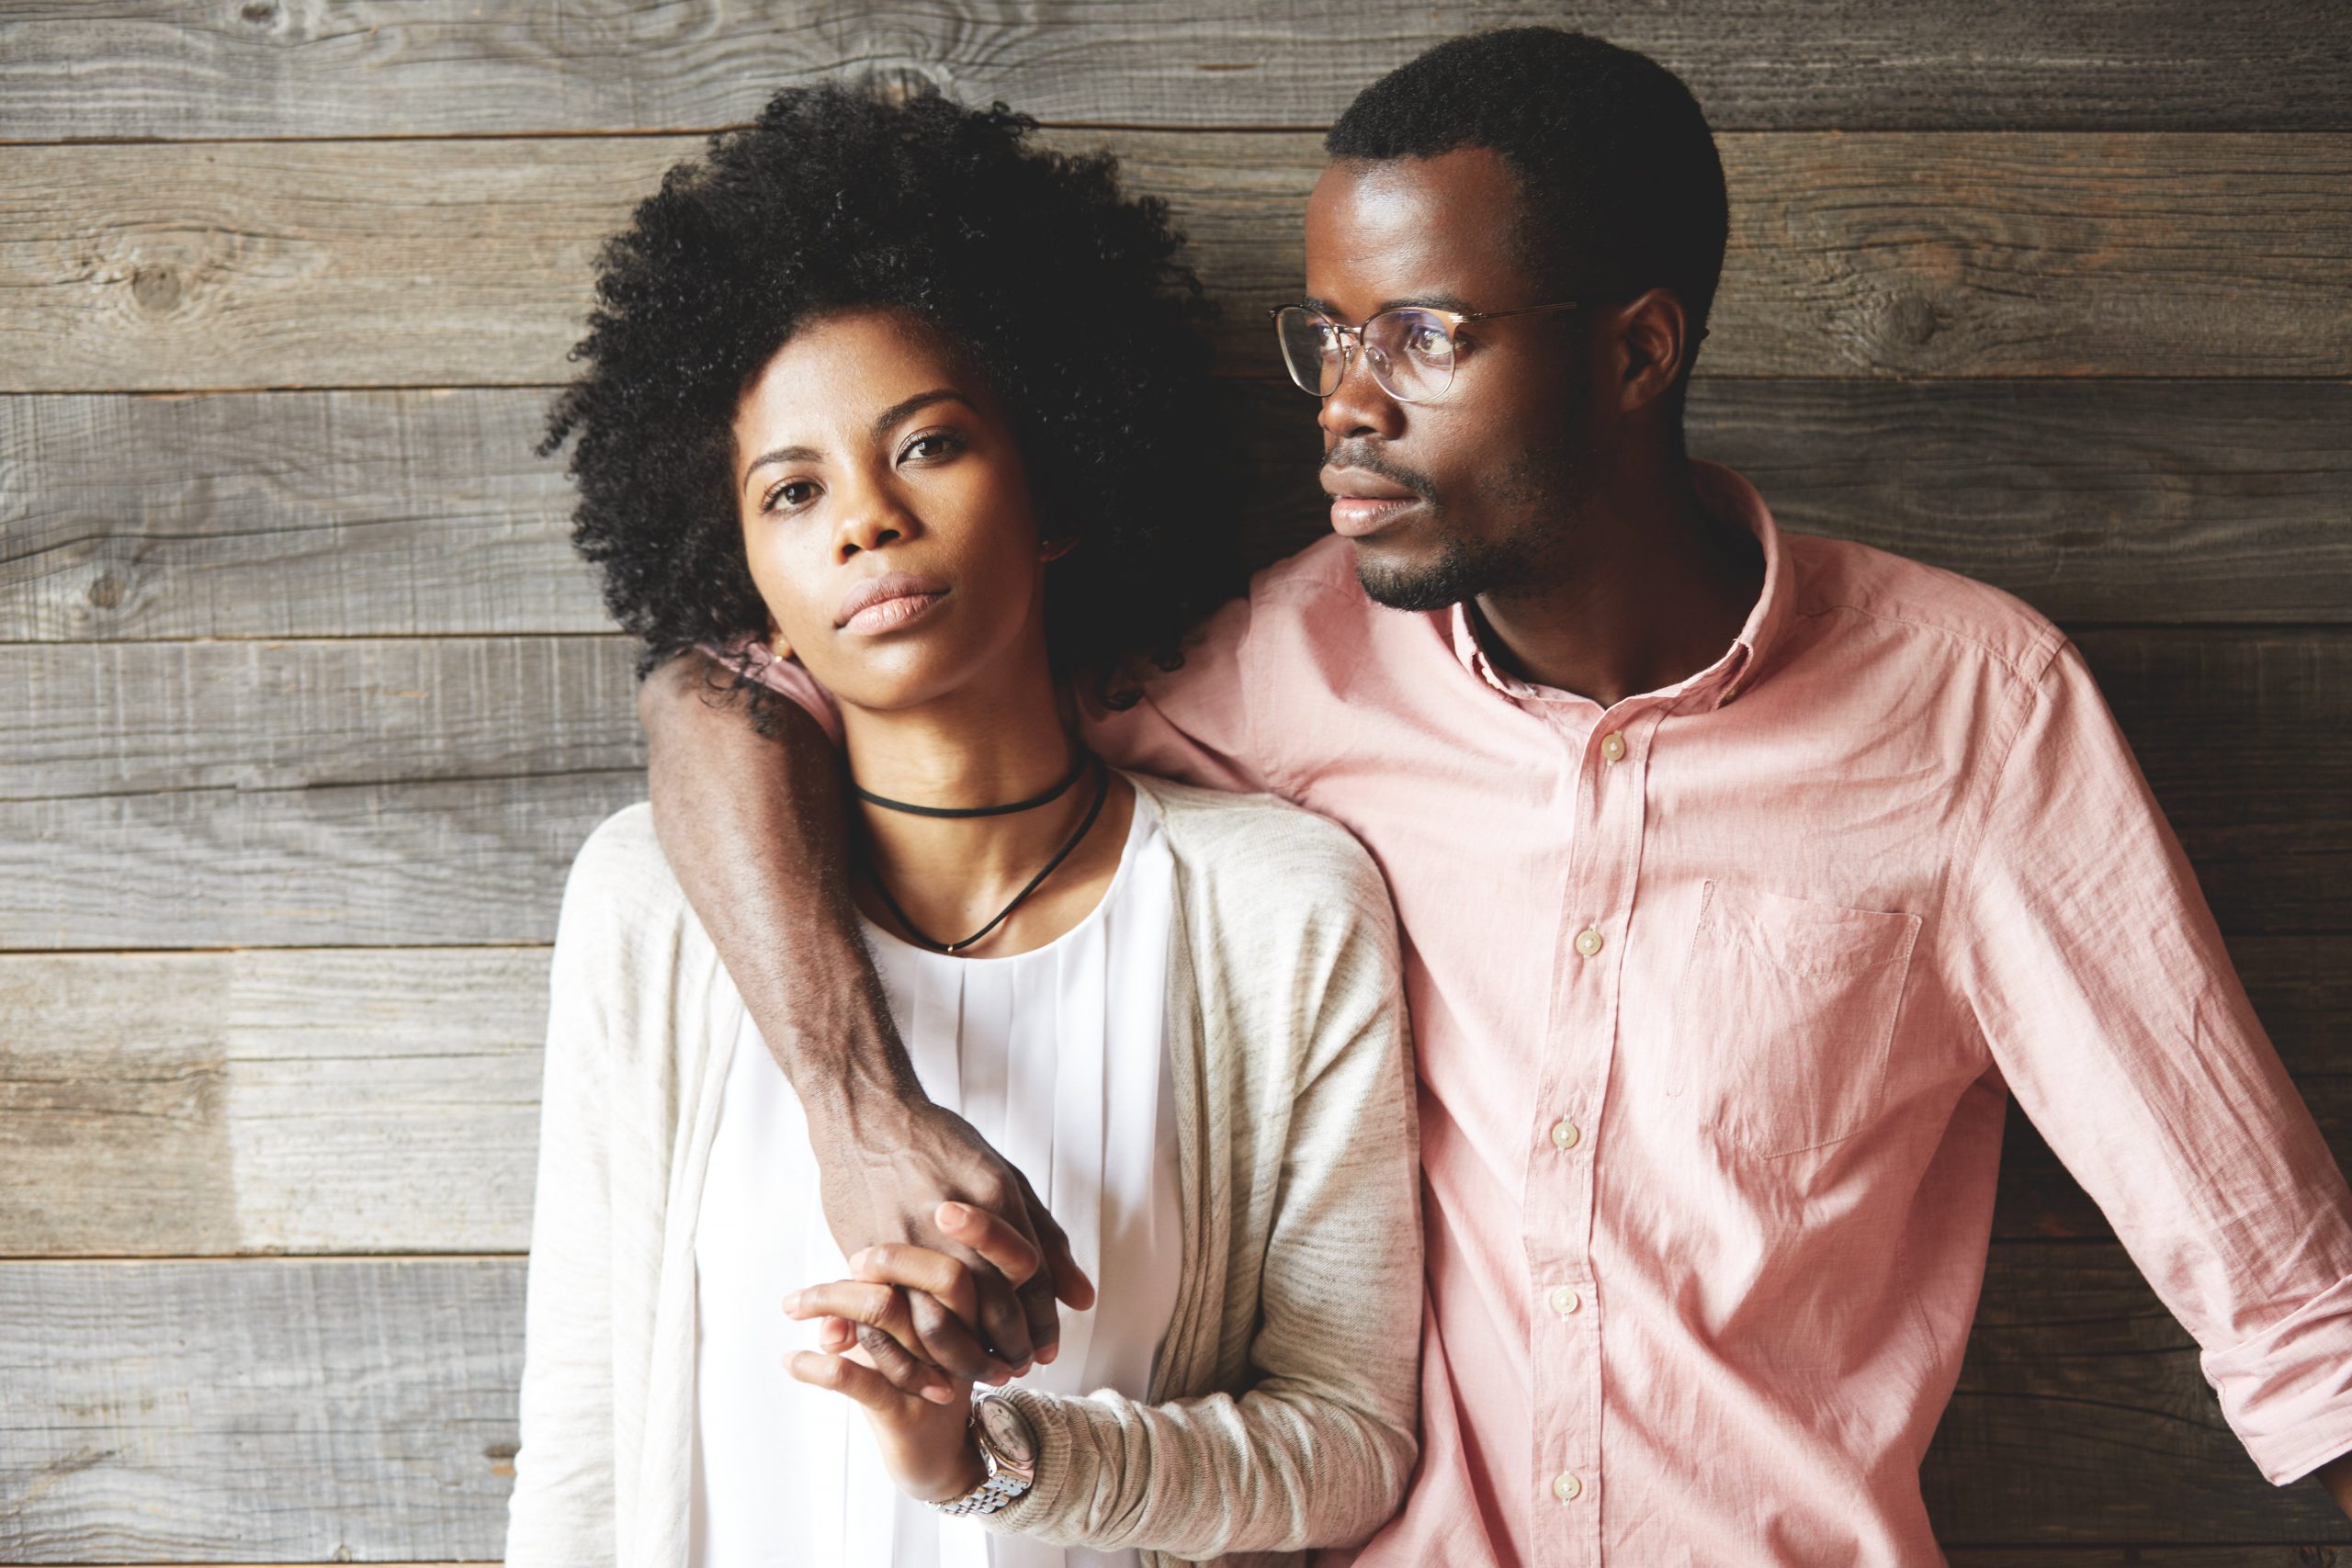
785, 1201, 1054, 1505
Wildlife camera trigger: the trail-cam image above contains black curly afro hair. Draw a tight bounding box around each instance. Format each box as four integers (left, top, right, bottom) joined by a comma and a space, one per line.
542, 80, 1238, 711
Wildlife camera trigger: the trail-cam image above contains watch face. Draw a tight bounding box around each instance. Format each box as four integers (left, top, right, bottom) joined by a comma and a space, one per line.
976, 1396, 1038, 1467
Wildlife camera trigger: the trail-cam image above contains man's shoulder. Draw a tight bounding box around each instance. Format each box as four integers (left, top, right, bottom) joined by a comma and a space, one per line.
1784, 531, 2067, 690
1244, 534, 1376, 624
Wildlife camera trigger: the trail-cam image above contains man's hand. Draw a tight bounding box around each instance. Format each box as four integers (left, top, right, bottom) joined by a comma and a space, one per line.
806, 1093, 1096, 1393
637, 649, 1093, 1388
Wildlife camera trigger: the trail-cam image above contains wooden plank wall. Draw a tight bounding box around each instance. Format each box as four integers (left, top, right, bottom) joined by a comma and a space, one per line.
2, 3, 2347, 1562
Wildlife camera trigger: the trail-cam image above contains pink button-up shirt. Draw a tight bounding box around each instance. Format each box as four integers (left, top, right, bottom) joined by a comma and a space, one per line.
739, 460, 2352, 1566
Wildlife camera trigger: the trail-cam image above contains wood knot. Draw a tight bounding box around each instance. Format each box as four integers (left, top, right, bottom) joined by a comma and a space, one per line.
130, 265, 183, 313
85, 573, 124, 610
1888, 293, 1940, 347
239, 1, 277, 24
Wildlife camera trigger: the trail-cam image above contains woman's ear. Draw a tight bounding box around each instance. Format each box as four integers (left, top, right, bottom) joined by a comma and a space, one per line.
764, 615, 794, 663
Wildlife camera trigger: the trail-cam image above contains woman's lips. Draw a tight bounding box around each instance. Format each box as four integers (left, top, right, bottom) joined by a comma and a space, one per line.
841, 590, 947, 635
835, 571, 952, 635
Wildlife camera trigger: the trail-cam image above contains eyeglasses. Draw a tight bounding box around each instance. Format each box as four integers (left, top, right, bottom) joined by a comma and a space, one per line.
1269, 299, 1586, 403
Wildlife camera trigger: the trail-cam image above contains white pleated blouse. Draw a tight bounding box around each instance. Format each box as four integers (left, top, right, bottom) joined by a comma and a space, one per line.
688, 786, 1182, 1568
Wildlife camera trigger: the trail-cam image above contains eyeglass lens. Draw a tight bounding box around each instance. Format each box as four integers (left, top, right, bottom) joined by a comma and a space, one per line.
1274, 306, 1458, 402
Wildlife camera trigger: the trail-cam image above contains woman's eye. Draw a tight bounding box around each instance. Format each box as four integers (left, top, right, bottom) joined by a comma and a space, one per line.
902, 430, 964, 463
763, 479, 819, 513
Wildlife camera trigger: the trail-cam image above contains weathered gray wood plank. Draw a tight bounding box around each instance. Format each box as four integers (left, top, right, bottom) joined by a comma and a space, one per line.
0, 1258, 520, 1564
7, 133, 2348, 389
3, 1, 2345, 138
0, 636, 642, 802
0, 769, 647, 950
1926, 1243, 2352, 1545
6, 936, 2332, 1258
11, 380, 2352, 642
0, 628, 2339, 948
2, 1243, 2341, 1560
0, 948, 547, 1256
0, 387, 605, 640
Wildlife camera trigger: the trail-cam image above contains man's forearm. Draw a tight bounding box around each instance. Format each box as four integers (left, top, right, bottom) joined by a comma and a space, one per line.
637, 649, 915, 1114
634, 650, 1085, 1375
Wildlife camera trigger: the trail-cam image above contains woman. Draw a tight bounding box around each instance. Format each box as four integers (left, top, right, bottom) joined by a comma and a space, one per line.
503, 82, 1422, 1568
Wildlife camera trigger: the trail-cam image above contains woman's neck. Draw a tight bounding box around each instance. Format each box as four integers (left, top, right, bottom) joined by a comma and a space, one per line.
839, 663, 1130, 956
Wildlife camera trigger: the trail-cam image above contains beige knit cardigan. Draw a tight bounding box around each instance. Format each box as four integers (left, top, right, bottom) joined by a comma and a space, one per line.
503, 773, 1423, 1568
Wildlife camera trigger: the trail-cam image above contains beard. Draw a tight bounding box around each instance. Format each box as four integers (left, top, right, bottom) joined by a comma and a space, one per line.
1352, 429, 1601, 613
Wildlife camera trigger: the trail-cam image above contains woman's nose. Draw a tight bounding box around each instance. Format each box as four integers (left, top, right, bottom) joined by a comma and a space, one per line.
833, 484, 916, 559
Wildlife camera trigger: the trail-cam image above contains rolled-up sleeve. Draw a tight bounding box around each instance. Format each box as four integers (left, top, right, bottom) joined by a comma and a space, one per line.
1954, 636, 2352, 1483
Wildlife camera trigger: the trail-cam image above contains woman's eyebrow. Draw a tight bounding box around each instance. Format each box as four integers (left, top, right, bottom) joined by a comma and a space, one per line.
740, 442, 822, 491
870, 388, 976, 434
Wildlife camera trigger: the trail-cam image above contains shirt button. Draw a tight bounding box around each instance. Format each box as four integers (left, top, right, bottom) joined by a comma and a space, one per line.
1574, 927, 1603, 958
1553, 1472, 1583, 1503
1550, 1117, 1581, 1151
1600, 730, 1625, 762
1550, 1285, 1582, 1317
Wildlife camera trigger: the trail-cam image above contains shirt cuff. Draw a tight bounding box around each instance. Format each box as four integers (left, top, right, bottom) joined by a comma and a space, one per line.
693, 637, 842, 749
2204, 1269, 2352, 1483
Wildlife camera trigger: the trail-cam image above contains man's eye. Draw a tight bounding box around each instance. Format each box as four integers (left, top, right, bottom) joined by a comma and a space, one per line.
1406, 325, 1453, 362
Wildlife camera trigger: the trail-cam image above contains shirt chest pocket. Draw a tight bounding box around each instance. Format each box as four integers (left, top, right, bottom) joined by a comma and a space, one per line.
1671, 880, 1923, 1159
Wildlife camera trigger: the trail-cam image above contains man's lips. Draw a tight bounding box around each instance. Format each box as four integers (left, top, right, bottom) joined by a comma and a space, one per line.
835, 570, 951, 634
1321, 467, 1425, 539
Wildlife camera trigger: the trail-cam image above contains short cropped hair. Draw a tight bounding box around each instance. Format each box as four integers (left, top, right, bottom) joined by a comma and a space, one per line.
542, 82, 1237, 700
1327, 28, 1728, 393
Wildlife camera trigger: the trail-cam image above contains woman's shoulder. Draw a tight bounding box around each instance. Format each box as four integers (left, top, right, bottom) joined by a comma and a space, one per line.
560, 800, 694, 931
1125, 773, 1395, 939
550, 801, 720, 1002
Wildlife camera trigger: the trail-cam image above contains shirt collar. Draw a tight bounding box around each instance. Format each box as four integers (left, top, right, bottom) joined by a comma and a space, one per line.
1446, 459, 1792, 713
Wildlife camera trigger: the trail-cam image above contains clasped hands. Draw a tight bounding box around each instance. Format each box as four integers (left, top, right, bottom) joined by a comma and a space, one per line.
784, 1201, 1092, 1504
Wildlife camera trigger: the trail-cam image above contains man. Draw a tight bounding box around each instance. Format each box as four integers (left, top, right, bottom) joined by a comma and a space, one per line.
636, 28, 2352, 1565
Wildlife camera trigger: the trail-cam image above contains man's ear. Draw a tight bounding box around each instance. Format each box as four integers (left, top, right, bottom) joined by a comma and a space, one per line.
1611, 287, 1692, 416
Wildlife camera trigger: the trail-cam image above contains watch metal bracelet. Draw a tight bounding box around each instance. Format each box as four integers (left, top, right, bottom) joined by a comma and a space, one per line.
931, 1390, 1040, 1517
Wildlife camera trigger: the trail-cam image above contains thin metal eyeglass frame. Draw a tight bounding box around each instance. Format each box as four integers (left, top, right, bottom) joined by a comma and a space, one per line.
1268, 299, 1586, 402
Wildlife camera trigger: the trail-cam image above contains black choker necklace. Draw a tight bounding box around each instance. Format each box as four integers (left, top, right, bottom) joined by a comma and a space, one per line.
862, 754, 1111, 954
854, 749, 1091, 819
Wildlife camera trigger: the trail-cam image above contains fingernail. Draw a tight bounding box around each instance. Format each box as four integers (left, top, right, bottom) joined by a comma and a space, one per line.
1035, 1345, 1057, 1365
924, 1384, 957, 1405
782, 1291, 802, 1314
940, 1202, 969, 1227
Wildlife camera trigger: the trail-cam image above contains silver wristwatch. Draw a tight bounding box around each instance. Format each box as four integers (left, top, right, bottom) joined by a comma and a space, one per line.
932, 1390, 1040, 1517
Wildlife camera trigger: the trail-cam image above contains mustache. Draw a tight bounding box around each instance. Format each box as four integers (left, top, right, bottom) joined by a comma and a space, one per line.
1322, 444, 1438, 502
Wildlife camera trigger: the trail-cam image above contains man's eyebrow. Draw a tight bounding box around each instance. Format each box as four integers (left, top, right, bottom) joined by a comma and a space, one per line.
1297, 292, 1479, 321
1378, 291, 1476, 315
739, 389, 977, 491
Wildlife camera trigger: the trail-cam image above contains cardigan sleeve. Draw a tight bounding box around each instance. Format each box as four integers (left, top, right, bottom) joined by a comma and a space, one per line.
987, 817, 1424, 1556
503, 834, 628, 1567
